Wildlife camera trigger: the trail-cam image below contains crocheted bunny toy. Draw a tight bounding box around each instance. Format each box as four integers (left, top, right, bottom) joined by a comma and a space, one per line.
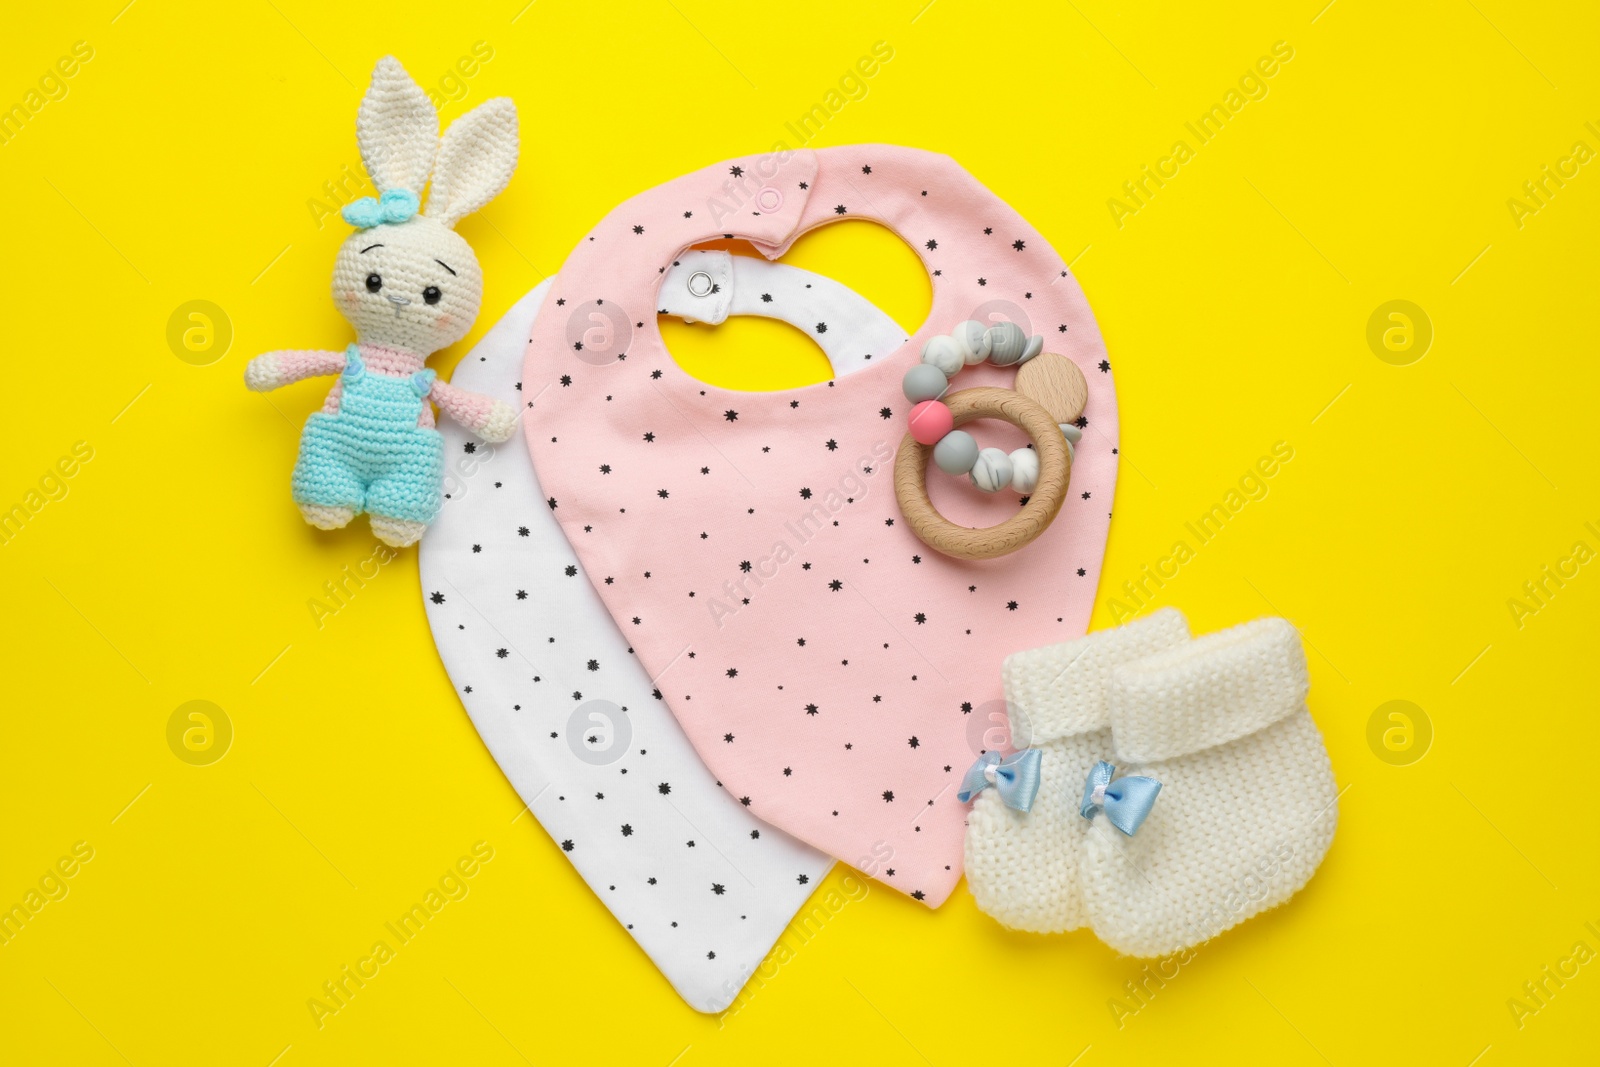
245, 56, 520, 548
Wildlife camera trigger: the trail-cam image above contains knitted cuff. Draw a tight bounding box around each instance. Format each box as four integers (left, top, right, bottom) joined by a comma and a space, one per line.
1002, 608, 1191, 744
1108, 616, 1308, 763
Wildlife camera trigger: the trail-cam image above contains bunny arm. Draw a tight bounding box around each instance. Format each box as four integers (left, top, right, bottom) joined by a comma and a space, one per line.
244, 350, 347, 392
430, 380, 519, 443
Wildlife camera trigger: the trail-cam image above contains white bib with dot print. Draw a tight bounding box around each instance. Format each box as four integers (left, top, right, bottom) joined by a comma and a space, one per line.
420, 254, 904, 1012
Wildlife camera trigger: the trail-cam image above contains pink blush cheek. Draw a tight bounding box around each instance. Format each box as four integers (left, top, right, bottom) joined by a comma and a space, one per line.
340, 291, 360, 307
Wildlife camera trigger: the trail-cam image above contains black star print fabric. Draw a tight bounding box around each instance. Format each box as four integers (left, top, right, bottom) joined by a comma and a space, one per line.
523, 147, 1119, 909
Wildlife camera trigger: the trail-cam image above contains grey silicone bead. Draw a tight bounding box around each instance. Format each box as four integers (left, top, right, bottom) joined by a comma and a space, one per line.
902, 363, 949, 403
921, 334, 963, 376
1018, 334, 1044, 363
986, 322, 1029, 366
1059, 423, 1079, 460
933, 429, 979, 475
970, 447, 1013, 492
952, 320, 991, 364
1009, 447, 1040, 494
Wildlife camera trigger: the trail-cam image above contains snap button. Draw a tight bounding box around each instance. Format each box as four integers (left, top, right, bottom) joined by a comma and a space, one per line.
755, 186, 784, 213
687, 271, 714, 298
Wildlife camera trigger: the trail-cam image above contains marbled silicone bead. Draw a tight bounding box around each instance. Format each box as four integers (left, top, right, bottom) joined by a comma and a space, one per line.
971, 448, 1013, 492
952, 320, 992, 365
986, 322, 1024, 365
920, 334, 963, 376
899, 320, 1049, 494
1009, 447, 1040, 494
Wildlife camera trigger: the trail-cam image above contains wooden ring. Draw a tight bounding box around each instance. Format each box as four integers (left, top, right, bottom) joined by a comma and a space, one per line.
893, 386, 1071, 560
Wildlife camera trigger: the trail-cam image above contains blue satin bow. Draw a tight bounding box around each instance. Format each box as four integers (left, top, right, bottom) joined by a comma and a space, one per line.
1080, 761, 1162, 836
342, 188, 420, 229
957, 749, 1042, 812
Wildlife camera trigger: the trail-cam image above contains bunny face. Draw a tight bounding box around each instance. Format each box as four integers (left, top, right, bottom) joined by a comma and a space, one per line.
334, 55, 518, 357
332, 216, 481, 355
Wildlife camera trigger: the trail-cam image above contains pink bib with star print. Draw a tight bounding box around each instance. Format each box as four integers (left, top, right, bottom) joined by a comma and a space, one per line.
524, 145, 1118, 906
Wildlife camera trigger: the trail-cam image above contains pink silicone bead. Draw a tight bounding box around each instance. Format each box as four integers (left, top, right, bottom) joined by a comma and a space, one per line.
908, 400, 954, 445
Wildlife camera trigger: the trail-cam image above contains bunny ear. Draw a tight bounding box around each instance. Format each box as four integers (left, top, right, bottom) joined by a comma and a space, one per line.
356, 56, 438, 197
425, 97, 518, 227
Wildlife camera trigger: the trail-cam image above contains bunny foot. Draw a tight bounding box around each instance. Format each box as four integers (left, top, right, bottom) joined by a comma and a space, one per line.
300, 504, 355, 530
371, 514, 427, 548
478, 400, 520, 443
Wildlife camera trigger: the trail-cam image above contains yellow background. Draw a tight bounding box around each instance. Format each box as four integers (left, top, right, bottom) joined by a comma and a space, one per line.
2, 0, 1597, 1062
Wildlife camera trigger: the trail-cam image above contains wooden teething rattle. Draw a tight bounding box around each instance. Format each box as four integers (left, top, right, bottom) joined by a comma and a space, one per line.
893, 321, 1089, 561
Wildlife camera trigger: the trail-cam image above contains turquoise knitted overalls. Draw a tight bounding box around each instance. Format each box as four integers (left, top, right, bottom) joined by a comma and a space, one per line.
291, 346, 444, 523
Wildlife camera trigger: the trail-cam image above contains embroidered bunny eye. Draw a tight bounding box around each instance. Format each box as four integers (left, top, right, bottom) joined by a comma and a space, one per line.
423, 286, 442, 305
365, 273, 382, 293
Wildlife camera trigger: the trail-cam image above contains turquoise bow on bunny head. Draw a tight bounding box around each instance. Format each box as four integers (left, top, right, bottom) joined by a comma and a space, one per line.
1080, 761, 1162, 836
958, 749, 1042, 812
342, 188, 420, 229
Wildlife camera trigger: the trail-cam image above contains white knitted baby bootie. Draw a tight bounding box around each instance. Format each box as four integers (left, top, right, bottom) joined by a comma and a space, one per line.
964, 608, 1190, 933
1079, 616, 1338, 956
